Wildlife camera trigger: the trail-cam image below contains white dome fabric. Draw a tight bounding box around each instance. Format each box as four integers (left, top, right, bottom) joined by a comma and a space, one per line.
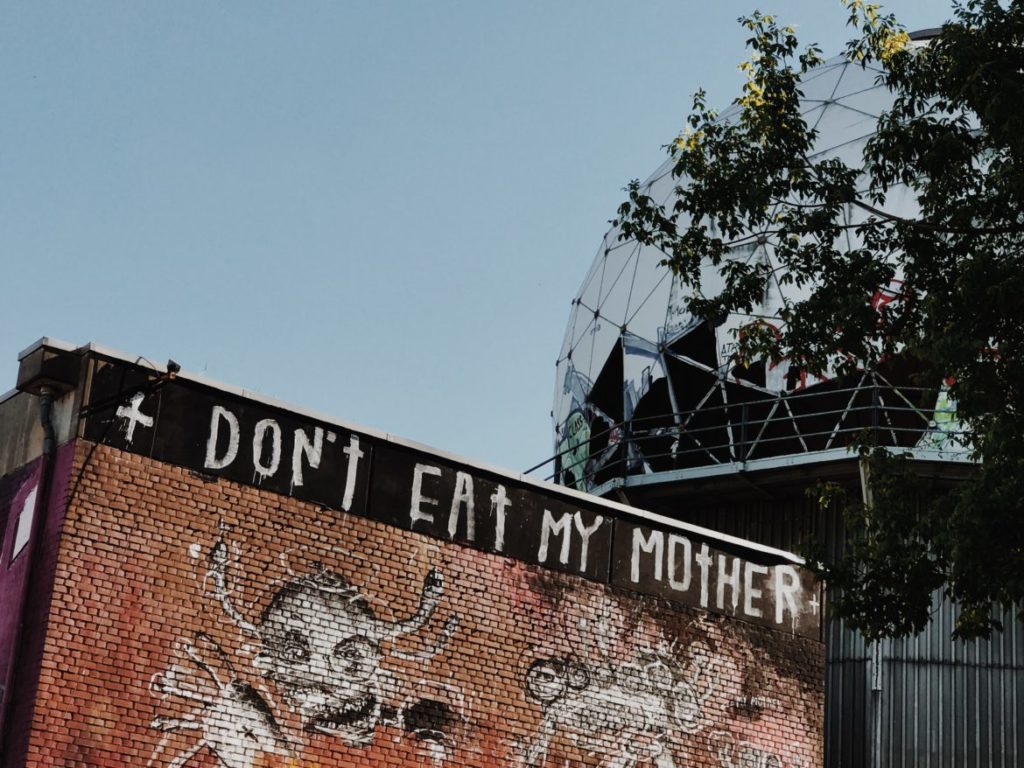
553, 55, 963, 491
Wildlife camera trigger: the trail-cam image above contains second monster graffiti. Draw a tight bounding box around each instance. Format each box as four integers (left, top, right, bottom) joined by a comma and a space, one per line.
523, 640, 717, 768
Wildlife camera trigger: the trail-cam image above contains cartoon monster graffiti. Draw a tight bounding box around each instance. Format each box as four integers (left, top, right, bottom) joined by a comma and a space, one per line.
147, 633, 292, 768
522, 639, 718, 767
207, 528, 459, 742
148, 525, 459, 767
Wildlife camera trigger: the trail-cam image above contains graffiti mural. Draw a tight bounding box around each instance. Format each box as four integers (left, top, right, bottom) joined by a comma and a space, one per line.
511, 572, 717, 768
132, 512, 822, 768
522, 637, 717, 767
147, 525, 460, 767
503, 560, 823, 768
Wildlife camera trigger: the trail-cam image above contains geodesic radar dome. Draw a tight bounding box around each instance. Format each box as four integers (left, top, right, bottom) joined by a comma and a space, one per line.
553, 47, 963, 493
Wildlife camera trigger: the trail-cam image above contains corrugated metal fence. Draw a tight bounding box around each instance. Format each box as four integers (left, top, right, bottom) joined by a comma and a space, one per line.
829, 598, 1023, 768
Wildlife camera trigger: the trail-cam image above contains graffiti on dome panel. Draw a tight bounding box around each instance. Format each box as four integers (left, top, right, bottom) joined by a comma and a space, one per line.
147, 524, 461, 768
915, 378, 969, 456
557, 408, 592, 490
555, 363, 619, 491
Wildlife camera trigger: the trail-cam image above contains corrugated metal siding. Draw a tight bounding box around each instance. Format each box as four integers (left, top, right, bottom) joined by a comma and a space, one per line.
877, 598, 1023, 768
822, 574, 1022, 767
665, 495, 847, 562
826, 653, 871, 764
825, 594, 1024, 768
826, 615, 871, 768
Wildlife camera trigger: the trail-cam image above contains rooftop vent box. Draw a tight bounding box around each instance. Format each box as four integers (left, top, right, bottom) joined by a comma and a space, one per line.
16, 340, 80, 396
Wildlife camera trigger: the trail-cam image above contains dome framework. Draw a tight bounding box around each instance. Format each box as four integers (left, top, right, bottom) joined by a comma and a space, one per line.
552, 53, 969, 493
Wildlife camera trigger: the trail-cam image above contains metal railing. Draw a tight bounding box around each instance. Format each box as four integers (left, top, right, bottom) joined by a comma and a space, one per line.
529, 382, 971, 488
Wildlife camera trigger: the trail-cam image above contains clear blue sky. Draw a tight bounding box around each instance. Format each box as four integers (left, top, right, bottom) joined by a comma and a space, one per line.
0, 0, 947, 474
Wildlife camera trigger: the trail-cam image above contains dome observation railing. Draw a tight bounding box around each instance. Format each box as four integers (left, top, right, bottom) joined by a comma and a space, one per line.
532, 380, 972, 494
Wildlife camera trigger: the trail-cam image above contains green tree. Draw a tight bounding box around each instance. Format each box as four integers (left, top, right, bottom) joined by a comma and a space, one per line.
613, 0, 1024, 639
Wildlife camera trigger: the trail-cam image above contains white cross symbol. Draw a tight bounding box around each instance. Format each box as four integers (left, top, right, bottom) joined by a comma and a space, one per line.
115, 391, 154, 444
809, 595, 820, 615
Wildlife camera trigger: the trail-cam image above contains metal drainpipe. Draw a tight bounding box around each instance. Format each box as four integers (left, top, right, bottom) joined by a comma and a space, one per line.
860, 456, 883, 768
0, 386, 58, 762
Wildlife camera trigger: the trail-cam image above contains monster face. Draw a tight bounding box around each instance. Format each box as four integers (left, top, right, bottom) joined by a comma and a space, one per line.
204, 526, 456, 752
253, 576, 384, 744
525, 658, 590, 704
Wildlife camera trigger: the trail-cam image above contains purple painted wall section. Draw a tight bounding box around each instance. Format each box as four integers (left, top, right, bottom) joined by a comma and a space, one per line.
0, 441, 75, 767
0, 460, 43, 691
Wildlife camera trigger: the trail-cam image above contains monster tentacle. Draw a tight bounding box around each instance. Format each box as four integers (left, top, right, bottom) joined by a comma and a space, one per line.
146, 738, 203, 768
380, 568, 445, 640
207, 530, 258, 636
151, 716, 202, 732
393, 614, 460, 660
150, 673, 216, 705
524, 717, 557, 768
167, 743, 205, 768
182, 632, 238, 690
690, 648, 718, 708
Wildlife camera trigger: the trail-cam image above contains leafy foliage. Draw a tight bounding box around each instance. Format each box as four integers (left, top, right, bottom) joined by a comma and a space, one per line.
613, 0, 1024, 639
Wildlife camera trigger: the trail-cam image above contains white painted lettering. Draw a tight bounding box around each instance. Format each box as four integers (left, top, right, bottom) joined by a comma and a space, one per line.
291, 427, 323, 488
538, 509, 572, 565
252, 419, 282, 479
115, 392, 153, 444
695, 544, 713, 608
341, 435, 363, 512
410, 463, 442, 527
490, 485, 510, 552
447, 471, 475, 541
573, 512, 603, 572
204, 406, 240, 470
716, 555, 742, 613
744, 562, 768, 618
631, 528, 664, 583
774, 565, 801, 625
667, 534, 692, 592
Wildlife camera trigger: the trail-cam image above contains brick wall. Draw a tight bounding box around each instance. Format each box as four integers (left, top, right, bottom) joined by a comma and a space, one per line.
23, 441, 823, 767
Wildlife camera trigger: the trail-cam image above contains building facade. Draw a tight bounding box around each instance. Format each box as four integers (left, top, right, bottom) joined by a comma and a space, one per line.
0, 339, 824, 768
